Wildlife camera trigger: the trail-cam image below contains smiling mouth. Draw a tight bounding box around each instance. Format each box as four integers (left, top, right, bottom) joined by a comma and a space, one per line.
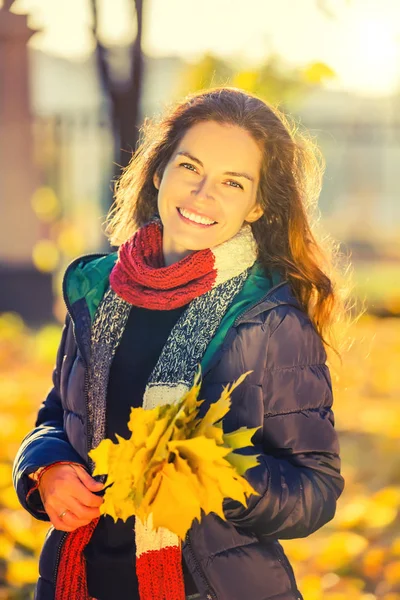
177, 207, 217, 226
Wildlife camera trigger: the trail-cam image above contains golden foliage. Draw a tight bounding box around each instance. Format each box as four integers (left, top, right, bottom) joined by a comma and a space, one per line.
1, 313, 400, 598
89, 368, 261, 540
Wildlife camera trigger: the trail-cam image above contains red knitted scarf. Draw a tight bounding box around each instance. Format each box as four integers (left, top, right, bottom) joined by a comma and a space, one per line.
109, 218, 220, 309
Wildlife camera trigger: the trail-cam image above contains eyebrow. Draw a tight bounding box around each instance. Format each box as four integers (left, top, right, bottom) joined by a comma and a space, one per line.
175, 151, 255, 183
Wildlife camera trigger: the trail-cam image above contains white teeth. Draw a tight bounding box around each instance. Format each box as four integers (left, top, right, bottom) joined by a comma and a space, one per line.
179, 207, 216, 225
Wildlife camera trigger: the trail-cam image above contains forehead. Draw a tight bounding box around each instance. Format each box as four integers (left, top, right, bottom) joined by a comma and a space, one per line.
176, 121, 262, 173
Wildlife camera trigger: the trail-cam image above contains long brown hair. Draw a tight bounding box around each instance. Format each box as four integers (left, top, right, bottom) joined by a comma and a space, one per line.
105, 86, 362, 364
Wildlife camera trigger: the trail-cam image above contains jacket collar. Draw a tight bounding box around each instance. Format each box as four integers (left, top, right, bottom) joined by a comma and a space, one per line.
62, 252, 117, 324
235, 280, 302, 325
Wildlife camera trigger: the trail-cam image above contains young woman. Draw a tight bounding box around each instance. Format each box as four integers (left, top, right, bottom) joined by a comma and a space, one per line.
13, 86, 351, 600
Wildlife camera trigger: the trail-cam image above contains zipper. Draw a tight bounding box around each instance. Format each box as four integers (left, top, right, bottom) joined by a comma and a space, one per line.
53, 531, 68, 586
84, 365, 92, 467
185, 531, 217, 600
274, 543, 303, 599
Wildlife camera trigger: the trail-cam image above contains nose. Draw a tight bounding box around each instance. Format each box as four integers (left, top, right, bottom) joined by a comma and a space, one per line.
191, 175, 214, 201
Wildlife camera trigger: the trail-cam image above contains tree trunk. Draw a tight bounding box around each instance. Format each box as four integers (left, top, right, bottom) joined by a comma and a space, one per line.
91, 0, 145, 208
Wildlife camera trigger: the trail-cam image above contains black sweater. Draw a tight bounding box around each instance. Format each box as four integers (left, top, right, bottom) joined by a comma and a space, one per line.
84, 303, 198, 600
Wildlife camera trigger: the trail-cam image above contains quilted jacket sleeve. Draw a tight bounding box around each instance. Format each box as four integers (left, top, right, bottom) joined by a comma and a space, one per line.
12, 314, 88, 521
222, 304, 345, 540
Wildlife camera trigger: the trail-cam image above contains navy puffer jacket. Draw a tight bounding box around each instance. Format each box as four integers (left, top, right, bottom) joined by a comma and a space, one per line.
13, 253, 345, 600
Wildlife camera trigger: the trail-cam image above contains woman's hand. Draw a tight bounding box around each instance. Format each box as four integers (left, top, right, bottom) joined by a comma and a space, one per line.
38, 463, 105, 532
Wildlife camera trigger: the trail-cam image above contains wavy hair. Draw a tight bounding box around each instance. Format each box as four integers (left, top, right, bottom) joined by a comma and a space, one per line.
104, 86, 362, 364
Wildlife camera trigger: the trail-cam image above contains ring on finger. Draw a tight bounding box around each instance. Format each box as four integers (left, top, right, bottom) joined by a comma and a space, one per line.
58, 509, 68, 520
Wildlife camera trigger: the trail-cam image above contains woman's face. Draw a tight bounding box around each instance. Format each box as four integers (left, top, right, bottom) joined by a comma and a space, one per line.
153, 120, 263, 266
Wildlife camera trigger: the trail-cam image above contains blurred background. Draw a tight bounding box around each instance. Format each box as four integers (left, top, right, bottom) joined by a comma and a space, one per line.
0, 0, 399, 598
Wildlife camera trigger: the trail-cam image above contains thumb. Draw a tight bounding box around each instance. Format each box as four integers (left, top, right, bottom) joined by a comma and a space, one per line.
70, 464, 105, 491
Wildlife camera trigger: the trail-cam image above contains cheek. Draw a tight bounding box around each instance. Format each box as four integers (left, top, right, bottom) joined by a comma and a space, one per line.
162, 168, 184, 186
158, 176, 179, 202
220, 199, 251, 222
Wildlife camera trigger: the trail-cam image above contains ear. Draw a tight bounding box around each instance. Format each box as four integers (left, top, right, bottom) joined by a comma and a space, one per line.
153, 172, 160, 190
245, 203, 263, 223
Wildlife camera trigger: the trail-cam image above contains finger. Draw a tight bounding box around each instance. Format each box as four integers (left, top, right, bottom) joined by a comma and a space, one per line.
65, 477, 104, 508
46, 470, 104, 509
71, 483, 104, 509
48, 504, 93, 532
46, 505, 76, 532
60, 509, 93, 530
65, 496, 101, 521
70, 465, 105, 492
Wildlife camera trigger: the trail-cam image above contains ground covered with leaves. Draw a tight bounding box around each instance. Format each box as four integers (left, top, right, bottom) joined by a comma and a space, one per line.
0, 312, 399, 600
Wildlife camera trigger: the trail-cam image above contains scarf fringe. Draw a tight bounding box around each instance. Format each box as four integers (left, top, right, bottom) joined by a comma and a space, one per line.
136, 546, 186, 600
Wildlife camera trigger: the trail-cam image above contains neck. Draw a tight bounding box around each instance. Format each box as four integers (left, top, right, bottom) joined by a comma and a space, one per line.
162, 238, 194, 267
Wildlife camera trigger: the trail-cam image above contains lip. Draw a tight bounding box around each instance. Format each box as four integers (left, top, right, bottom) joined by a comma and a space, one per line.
177, 207, 217, 227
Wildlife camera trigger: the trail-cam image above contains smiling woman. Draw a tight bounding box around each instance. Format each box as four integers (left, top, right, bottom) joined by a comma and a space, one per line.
153, 121, 264, 266
13, 86, 356, 600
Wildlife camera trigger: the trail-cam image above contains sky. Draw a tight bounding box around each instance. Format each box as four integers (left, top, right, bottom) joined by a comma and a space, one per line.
6, 0, 400, 97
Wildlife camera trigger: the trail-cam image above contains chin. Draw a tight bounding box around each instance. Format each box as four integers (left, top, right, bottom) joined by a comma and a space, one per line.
178, 232, 219, 250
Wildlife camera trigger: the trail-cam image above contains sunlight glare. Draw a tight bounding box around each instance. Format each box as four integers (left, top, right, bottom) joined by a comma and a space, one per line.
332, 13, 400, 95
3, 0, 400, 94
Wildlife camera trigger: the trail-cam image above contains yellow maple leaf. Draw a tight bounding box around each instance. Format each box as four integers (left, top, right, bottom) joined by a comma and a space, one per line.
193, 370, 253, 438
144, 415, 171, 452
90, 438, 114, 479
168, 436, 232, 467
193, 392, 231, 438
225, 451, 260, 477
137, 468, 163, 520
150, 405, 183, 461
223, 426, 259, 450
100, 492, 118, 521
173, 453, 202, 497
178, 365, 203, 413
195, 468, 227, 519
106, 438, 135, 488
149, 462, 202, 539
172, 387, 204, 439
101, 476, 135, 522
199, 458, 255, 510
127, 405, 160, 439
130, 445, 154, 485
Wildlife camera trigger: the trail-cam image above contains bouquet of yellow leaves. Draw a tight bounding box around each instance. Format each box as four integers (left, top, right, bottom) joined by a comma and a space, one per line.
89, 367, 261, 540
